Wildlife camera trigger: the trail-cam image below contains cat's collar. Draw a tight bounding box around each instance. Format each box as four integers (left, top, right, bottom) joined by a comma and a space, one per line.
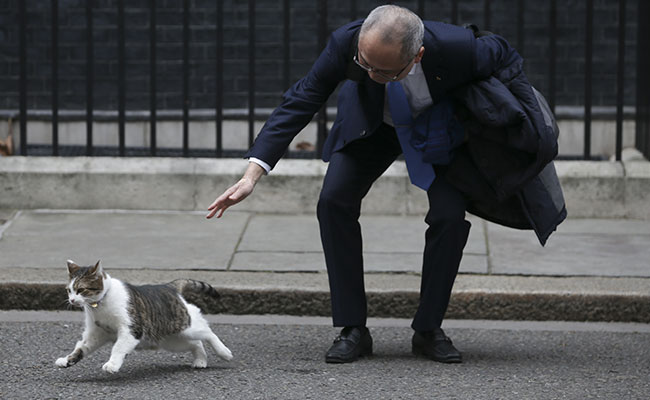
88, 294, 106, 309
87, 282, 110, 309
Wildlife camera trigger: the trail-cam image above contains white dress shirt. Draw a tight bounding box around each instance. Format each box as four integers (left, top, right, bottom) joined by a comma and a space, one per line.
383, 62, 433, 126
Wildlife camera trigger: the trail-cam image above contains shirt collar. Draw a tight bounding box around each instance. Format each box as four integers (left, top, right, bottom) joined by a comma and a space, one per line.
408, 63, 420, 76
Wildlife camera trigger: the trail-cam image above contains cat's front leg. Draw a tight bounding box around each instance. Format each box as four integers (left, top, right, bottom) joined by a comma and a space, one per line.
102, 330, 139, 373
55, 339, 85, 368
56, 331, 111, 368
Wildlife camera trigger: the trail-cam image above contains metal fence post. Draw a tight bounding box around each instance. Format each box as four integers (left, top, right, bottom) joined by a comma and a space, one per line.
85, 1, 94, 156
51, 0, 59, 156
248, 0, 256, 149
19, 0, 27, 156
615, 0, 626, 161
584, 0, 593, 160
636, 0, 650, 158
150, 0, 157, 156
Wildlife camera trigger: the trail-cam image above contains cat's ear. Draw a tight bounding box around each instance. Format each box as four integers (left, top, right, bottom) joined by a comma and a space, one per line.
90, 260, 105, 278
66, 260, 81, 276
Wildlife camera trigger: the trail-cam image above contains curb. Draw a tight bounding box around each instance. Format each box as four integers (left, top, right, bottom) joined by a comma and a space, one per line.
2, 283, 648, 323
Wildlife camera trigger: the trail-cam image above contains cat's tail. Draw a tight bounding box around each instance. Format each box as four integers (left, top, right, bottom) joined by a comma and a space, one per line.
170, 279, 220, 299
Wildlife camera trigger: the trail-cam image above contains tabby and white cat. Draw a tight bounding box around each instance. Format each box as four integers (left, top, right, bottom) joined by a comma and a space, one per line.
55, 260, 233, 373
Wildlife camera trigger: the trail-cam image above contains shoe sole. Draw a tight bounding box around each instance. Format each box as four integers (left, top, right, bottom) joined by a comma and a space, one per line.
412, 346, 462, 364
325, 347, 373, 364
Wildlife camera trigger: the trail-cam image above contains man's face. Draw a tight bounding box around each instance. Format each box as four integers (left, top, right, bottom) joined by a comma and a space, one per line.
357, 32, 423, 84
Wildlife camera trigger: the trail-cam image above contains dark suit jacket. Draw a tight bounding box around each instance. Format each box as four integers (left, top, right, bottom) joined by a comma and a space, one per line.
246, 19, 515, 167
246, 19, 566, 246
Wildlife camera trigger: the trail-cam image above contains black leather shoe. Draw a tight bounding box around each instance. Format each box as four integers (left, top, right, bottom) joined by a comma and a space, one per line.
325, 326, 373, 363
412, 328, 462, 363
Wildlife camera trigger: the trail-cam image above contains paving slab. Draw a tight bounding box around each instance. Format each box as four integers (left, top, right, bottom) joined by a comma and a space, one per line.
231, 251, 325, 272
549, 217, 650, 235
238, 214, 322, 252
236, 214, 487, 273
230, 251, 486, 273
487, 218, 650, 276
0, 210, 250, 270
359, 214, 486, 255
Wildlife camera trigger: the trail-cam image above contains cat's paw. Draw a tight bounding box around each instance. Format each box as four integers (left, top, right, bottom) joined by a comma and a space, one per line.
101, 361, 121, 374
55, 357, 69, 368
192, 358, 208, 369
220, 347, 233, 361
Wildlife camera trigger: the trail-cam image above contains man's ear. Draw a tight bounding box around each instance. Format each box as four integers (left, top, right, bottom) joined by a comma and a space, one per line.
414, 46, 425, 63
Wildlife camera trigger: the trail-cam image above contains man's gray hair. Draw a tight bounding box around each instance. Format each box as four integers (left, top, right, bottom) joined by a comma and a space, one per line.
359, 5, 424, 63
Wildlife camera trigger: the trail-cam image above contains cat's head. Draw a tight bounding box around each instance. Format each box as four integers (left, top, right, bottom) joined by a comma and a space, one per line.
65, 260, 107, 308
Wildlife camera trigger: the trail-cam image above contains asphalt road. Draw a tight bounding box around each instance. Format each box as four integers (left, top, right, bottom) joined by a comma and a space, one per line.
0, 312, 649, 400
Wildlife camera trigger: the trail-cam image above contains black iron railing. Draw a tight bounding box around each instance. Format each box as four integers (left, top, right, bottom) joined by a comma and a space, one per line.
9, 0, 648, 160
637, 0, 650, 159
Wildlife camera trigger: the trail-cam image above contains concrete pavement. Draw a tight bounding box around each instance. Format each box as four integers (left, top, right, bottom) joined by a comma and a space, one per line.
1, 207, 649, 322
1, 156, 649, 322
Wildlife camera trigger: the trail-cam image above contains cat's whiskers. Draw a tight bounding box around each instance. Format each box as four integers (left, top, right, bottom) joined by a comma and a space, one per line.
59, 299, 73, 310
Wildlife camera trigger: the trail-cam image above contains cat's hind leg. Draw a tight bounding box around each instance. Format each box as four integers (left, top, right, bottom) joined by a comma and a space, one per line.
190, 340, 208, 368
183, 305, 233, 361
160, 337, 208, 368
203, 331, 233, 361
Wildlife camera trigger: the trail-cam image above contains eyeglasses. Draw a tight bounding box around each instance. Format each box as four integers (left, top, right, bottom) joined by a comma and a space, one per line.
353, 50, 414, 81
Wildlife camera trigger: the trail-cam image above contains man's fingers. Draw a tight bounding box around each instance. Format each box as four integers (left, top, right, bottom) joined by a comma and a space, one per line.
207, 199, 219, 211
207, 184, 240, 213
206, 179, 253, 219
207, 201, 230, 219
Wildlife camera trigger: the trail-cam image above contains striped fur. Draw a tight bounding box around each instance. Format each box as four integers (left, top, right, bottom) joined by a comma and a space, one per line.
169, 279, 220, 299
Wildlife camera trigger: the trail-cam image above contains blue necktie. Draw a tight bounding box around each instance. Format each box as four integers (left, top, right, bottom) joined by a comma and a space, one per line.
386, 82, 436, 191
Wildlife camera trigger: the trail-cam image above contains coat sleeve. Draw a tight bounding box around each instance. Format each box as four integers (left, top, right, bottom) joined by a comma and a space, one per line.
472, 34, 521, 80
244, 23, 358, 169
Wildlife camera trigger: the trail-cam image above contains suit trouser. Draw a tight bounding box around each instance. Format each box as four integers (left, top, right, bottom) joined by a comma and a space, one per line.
317, 123, 471, 332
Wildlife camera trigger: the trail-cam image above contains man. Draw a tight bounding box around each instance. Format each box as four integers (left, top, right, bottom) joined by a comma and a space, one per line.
206, 5, 565, 364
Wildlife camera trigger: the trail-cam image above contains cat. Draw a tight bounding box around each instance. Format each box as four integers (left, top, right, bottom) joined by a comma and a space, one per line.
55, 260, 233, 373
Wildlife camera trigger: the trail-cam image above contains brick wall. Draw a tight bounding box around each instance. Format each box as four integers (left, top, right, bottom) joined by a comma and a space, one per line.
0, 0, 639, 113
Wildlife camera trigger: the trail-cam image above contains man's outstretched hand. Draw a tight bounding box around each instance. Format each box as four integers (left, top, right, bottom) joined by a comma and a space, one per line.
206, 162, 266, 219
